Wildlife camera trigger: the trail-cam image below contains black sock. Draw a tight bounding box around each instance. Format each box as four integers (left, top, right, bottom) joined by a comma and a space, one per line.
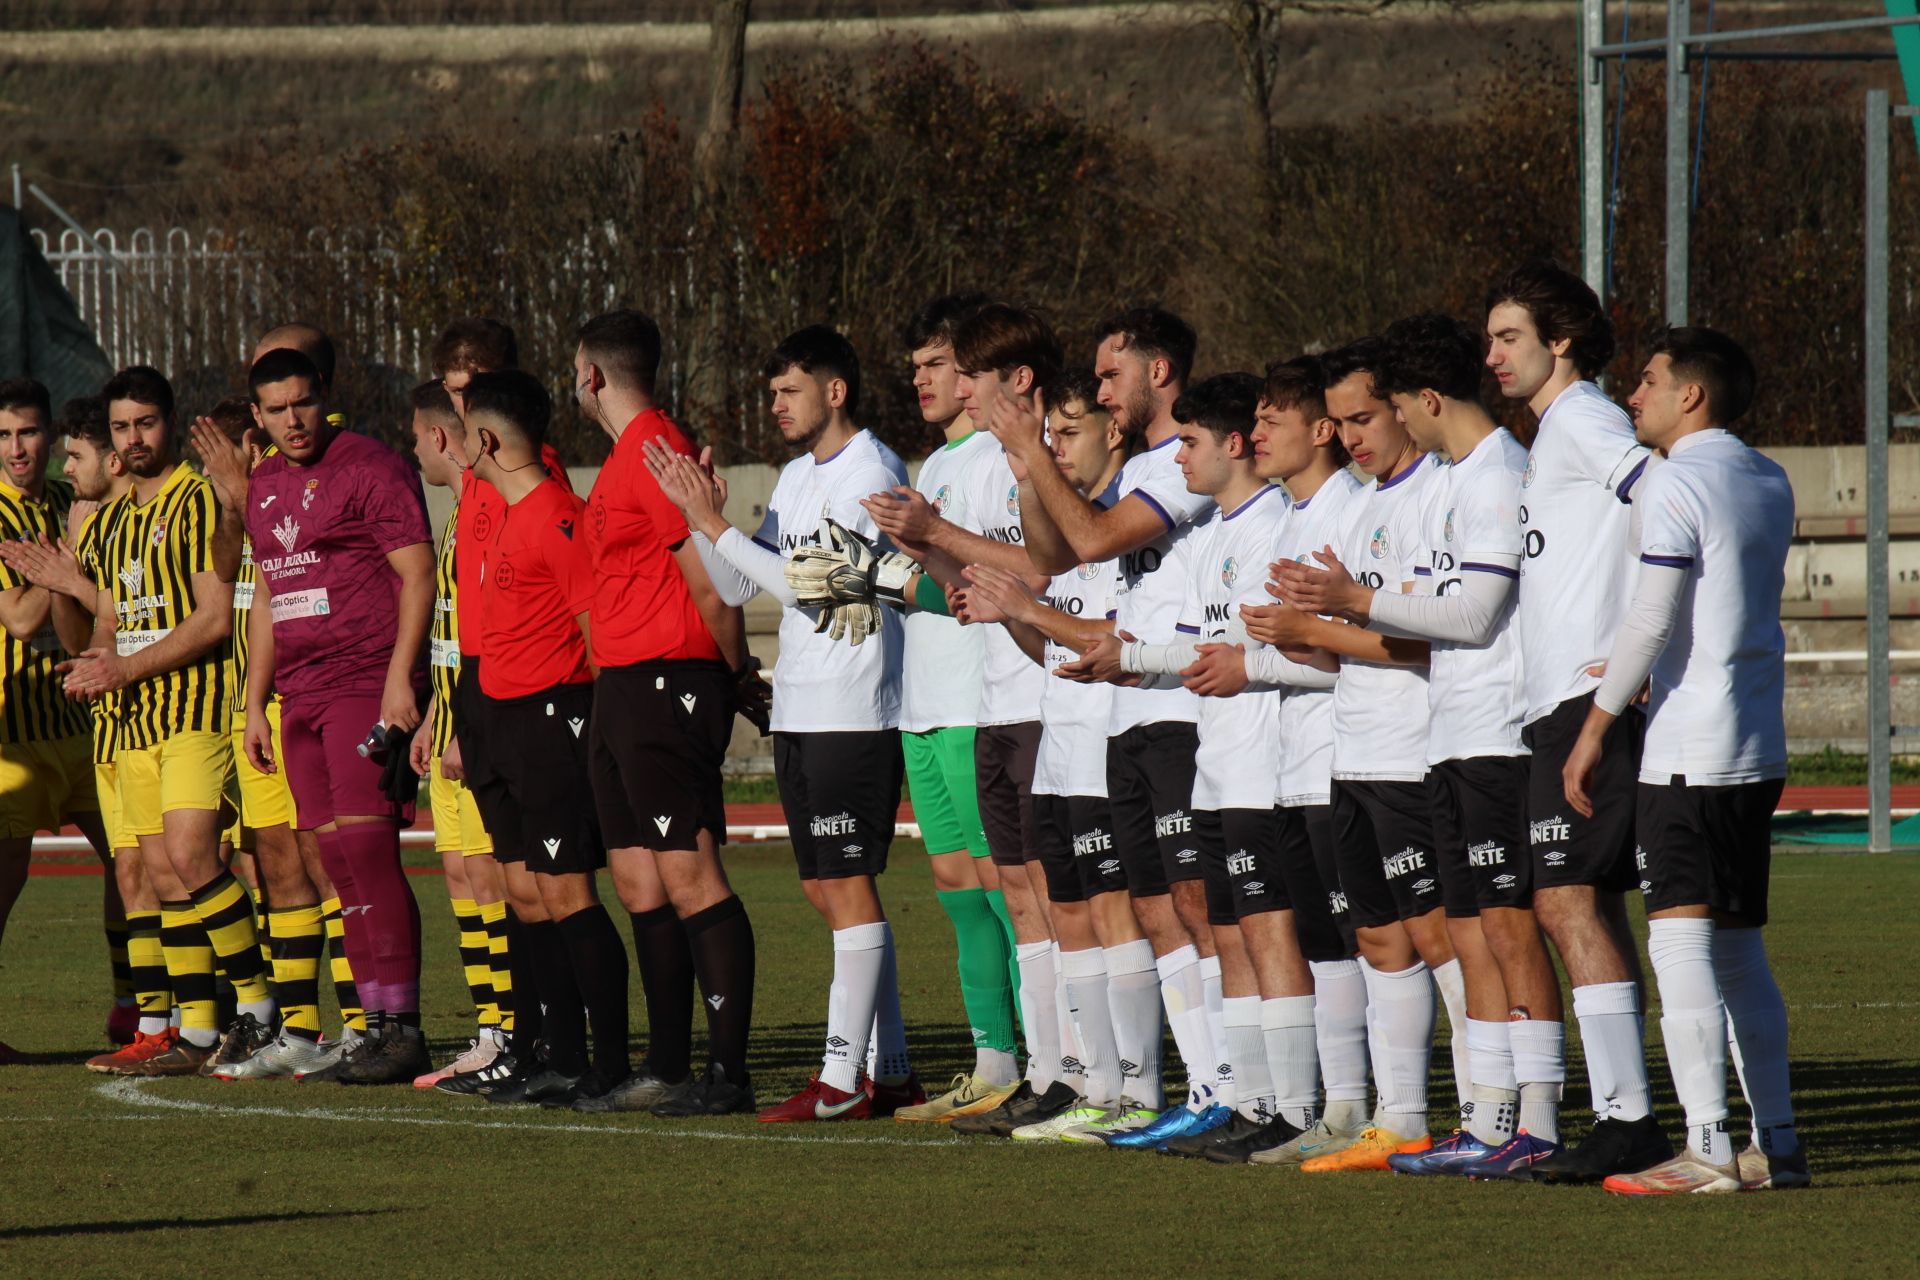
505, 908, 544, 1058
525, 920, 587, 1076
629, 906, 694, 1082
556, 905, 631, 1081
683, 895, 755, 1081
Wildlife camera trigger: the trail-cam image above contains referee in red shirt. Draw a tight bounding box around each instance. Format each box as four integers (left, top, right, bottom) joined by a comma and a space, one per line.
457, 370, 630, 1107
569, 310, 763, 1118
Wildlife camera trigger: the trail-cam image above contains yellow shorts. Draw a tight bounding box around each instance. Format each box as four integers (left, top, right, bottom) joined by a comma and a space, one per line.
0, 734, 97, 838
231, 704, 295, 833
116, 729, 234, 838
430, 757, 494, 857
94, 760, 136, 852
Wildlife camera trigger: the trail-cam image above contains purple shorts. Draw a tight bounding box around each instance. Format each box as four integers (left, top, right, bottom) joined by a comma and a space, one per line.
281, 693, 415, 829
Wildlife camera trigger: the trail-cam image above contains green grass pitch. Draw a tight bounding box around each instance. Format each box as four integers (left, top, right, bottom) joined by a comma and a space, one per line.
2, 844, 1917, 1277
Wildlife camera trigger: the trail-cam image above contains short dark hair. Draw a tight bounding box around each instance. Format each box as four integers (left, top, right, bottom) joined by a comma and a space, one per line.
1052, 367, 1102, 415
953, 303, 1063, 395
577, 309, 663, 396
901, 292, 992, 353
762, 326, 861, 417
1317, 337, 1388, 393
462, 369, 551, 447
103, 366, 174, 423
1375, 313, 1486, 402
59, 395, 110, 451
206, 397, 253, 444
1172, 372, 1263, 445
256, 323, 336, 388
1096, 306, 1198, 387
1486, 259, 1615, 380
1650, 325, 1756, 427
0, 377, 52, 422
431, 317, 519, 376
409, 379, 460, 425
1260, 355, 1327, 421
248, 348, 324, 402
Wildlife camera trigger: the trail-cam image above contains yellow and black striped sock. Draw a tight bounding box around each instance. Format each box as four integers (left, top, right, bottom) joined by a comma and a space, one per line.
251, 886, 274, 978
126, 909, 170, 1032
322, 895, 367, 1034
188, 870, 271, 1008
158, 900, 218, 1044
106, 918, 134, 1003
481, 898, 512, 1033
268, 905, 324, 1042
450, 896, 495, 1027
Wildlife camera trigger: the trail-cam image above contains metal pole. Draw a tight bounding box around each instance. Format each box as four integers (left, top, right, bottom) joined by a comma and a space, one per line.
1582, 0, 1607, 299
1665, 0, 1692, 325
1866, 88, 1893, 853
1593, 11, 1920, 57
10, 163, 18, 209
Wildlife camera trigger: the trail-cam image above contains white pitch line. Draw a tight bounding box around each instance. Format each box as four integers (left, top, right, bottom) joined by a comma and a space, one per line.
94, 1077, 961, 1148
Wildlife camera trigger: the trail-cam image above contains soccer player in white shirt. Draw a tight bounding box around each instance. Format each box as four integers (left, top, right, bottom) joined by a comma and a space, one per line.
1564, 327, 1806, 1195
994, 308, 1226, 1150
1484, 261, 1667, 1182
647, 326, 921, 1123
1240, 340, 1463, 1172
1279, 316, 1567, 1177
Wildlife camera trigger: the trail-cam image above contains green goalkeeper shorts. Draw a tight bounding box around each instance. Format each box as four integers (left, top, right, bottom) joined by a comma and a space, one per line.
902, 726, 989, 858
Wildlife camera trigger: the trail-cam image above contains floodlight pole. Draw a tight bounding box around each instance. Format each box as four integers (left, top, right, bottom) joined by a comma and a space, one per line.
1866, 89, 1893, 854
1581, 0, 1607, 300
1665, 0, 1692, 325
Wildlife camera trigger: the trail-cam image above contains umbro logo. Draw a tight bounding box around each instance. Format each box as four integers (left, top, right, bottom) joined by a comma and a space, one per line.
1243, 881, 1265, 893
825, 1035, 850, 1050
1060, 1056, 1085, 1073
679, 693, 697, 713
653, 816, 672, 836
1120, 1059, 1140, 1076
556, 519, 574, 540
568, 717, 585, 737
707, 995, 725, 1010
543, 837, 561, 859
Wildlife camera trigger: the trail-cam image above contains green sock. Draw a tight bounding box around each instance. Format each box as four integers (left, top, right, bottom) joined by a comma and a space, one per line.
937, 888, 1017, 1055
983, 887, 1020, 1012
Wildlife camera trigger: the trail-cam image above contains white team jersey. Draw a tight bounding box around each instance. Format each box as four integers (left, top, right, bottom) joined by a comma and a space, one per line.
965, 444, 1048, 727
1636, 430, 1793, 785
1107, 434, 1217, 734
1274, 469, 1365, 806
1331, 455, 1439, 782
1181, 483, 1291, 812
1420, 429, 1529, 764
899, 431, 993, 733
1033, 552, 1120, 798
1518, 380, 1651, 723
753, 430, 909, 732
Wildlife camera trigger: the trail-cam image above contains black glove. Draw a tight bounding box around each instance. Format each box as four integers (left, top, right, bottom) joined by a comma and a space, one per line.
377, 724, 419, 804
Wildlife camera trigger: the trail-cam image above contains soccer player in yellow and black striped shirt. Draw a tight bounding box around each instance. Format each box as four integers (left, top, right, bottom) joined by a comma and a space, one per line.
59, 366, 273, 1075
405, 378, 513, 1084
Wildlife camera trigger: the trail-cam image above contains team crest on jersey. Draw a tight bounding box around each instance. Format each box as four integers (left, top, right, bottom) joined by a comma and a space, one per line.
1005, 483, 1020, 518
1369, 525, 1391, 559
493, 560, 515, 589
1444, 507, 1456, 543
1075, 561, 1101, 580
303, 477, 320, 510
1523, 454, 1537, 489
931, 484, 953, 515
1220, 555, 1238, 586
272, 514, 300, 552
591, 500, 606, 535
473, 512, 493, 542
150, 518, 167, 547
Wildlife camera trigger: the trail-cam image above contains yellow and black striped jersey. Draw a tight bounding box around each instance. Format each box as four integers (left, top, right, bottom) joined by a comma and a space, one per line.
74, 502, 125, 763
430, 503, 460, 757
227, 442, 275, 724
0, 475, 91, 744
96, 465, 228, 751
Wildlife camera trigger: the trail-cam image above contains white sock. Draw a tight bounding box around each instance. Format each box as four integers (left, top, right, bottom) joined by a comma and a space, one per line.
169, 1007, 182, 1030
1465, 1018, 1518, 1144
1061, 947, 1120, 1106
1016, 940, 1060, 1092
1199, 953, 1233, 1108
1106, 939, 1163, 1109
1508, 1018, 1566, 1143
868, 923, 911, 1083
138, 1015, 169, 1036
1155, 944, 1214, 1109
1053, 952, 1086, 1098
1648, 917, 1732, 1162
1571, 980, 1653, 1123
1310, 958, 1369, 1128
823, 922, 886, 1092
1713, 927, 1798, 1156
237, 998, 275, 1027
1223, 995, 1271, 1121
1261, 994, 1319, 1130
976, 1047, 1018, 1084
1432, 957, 1471, 1114
1364, 960, 1434, 1137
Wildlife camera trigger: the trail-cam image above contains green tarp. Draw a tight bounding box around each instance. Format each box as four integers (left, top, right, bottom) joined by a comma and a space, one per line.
0, 206, 111, 407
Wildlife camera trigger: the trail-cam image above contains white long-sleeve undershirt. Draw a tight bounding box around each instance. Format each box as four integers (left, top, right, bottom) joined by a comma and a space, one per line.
1367, 556, 1518, 644
1119, 617, 1339, 692
695, 528, 800, 608
1593, 560, 1687, 716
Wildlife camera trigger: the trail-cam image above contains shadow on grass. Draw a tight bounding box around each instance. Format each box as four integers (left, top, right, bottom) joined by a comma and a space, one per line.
0, 1208, 397, 1240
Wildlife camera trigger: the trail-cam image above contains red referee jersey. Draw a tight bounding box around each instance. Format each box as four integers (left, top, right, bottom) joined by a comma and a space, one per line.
586, 408, 723, 667
476, 477, 594, 698
456, 441, 570, 657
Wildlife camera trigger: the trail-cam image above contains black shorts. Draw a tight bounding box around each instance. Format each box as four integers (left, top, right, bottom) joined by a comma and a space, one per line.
1105, 721, 1202, 898
1635, 777, 1784, 925
1194, 808, 1287, 925
589, 661, 731, 853
469, 681, 604, 875
975, 721, 1041, 869
1427, 756, 1532, 914
1525, 693, 1643, 893
1330, 779, 1444, 929
1277, 804, 1352, 963
1033, 793, 1129, 904
774, 730, 903, 882
452, 657, 501, 828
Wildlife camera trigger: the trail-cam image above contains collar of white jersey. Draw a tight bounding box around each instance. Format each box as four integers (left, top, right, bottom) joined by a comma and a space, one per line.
1537, 378, 1605, 431
1666, 427, 1730, 458
1221, 482, 1284, 521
